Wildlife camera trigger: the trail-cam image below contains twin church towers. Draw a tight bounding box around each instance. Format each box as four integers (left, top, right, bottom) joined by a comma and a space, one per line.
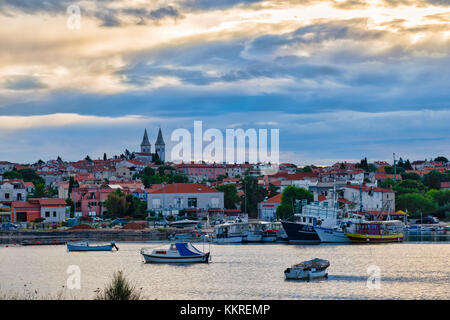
139, 128, 165, 163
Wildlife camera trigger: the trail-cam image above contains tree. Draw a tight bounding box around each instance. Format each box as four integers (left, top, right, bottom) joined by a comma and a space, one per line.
143, 166, 156, 176
28, 184, 50, 198
396, 193, 437, 218
385, 166, 405, 174
85, 155, 92, 162
434, 156, 448, 162
357, 157, 368, 171
57, 156, 62, 162
268, 183, 279, 197
394, 179, 426, 195
281, 185, 313, 207
169, 174, 188, 183
423, 170, 442, 190
401, 172, 421, 181
103, 153, 107, 161
66, 198, 74, 215
104, 189, 128, 218
216, 184, 241, 209
276, 203, 294, 220
125, 194, 147, 220
2, 169, 22, 180
379, 178, 396, 189
302, 166, 312, 173
157, 165, 175, 176
241, 175, 267, 218
367, 164, 377, 172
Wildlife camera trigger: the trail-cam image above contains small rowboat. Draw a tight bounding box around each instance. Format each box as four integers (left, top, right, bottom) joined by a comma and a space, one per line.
140, 242, 210, 263
67, 241, 119, 252
284, 258, 330, 280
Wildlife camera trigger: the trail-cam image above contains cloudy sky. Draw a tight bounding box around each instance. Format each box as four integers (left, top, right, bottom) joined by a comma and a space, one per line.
0, 0, 449, 165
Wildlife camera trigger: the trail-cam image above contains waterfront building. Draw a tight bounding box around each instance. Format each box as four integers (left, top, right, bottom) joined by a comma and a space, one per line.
147, 183, 224, 217
70, 185, 115, 217
10, 198, 67, 223
258, 193, 282, 221
342, 182, 395, 212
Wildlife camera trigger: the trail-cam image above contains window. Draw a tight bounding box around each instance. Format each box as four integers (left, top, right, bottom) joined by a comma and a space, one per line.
152, 199, 161, 209
53, 211, 57, 217
45, 211, 50, 217
188, 198, 197, 208
211, 198, 219, 207
5, 193, 9, 199
17, 193, 22, 201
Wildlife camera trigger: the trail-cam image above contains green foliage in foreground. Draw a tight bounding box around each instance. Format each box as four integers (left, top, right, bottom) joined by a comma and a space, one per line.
94, 270, 142, 300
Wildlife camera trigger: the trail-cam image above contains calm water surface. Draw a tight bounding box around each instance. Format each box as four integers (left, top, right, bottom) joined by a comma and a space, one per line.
0, 242, 449, 300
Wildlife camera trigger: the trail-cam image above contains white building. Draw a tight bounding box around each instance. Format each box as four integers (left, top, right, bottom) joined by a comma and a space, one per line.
343, 182, 395, 211
147, 183, 224, 216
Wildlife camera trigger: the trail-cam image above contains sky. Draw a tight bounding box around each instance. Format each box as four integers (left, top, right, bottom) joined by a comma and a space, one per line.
0, 0, 449, 165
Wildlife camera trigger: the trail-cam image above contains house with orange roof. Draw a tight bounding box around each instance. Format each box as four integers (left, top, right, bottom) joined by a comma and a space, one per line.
258, 193, 282, 221
11, 198, 67, 223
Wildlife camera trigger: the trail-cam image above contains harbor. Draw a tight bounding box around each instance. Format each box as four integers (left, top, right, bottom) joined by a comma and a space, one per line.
0, 241, 449, 300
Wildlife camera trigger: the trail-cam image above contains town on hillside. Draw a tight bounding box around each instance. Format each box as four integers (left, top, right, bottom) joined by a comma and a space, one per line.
0, 129, 449, 229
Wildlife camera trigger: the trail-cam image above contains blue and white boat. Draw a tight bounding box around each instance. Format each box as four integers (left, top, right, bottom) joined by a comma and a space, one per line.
67, 241, 119, 252
140, 243, 210, 263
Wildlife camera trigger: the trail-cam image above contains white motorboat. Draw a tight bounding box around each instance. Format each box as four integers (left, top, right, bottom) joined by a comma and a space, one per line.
243, 222, 263, 243
261, 221, 277, 242
140, 243, 210, 263
284, 258, 330, 280
314, 225, 350, 243
212, 222, 245, 243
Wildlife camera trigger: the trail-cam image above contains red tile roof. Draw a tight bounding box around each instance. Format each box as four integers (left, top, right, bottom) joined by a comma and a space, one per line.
345, 183, 394, 193
264, 193, 283, 203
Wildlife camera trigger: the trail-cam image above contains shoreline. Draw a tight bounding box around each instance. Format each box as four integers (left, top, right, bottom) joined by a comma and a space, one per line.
0, 228, 189, 244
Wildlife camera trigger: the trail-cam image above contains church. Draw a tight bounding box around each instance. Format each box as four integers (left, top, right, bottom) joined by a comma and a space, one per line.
135, 128, 165, 164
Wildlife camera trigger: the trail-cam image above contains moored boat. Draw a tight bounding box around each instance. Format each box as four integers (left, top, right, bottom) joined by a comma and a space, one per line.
261, 222, 277, 242
284, 258, 330, 280
140, 242, 210, 263
212, 222, 245, 243
314, 225, 350, 243
345, 221, 404, 243
243, 222, 263, 243
67, 241, 119, 252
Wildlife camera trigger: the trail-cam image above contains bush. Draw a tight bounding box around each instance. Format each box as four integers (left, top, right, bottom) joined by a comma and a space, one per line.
94, 271, 141, 300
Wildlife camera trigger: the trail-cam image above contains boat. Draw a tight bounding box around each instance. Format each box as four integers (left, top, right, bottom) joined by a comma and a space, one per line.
211, 222, 245, 243
67, 241, 119, 252
168, 219, 199, 229
314, 225, 350, 243
281, 203, 342, 244
284, 258, 330, 280
345, 221, 404, 243
168, 232, 206, 242
243, 222, 263, 243
140, 242, 210, 263
21, 239, 66, 246
260, 222, 277, 242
